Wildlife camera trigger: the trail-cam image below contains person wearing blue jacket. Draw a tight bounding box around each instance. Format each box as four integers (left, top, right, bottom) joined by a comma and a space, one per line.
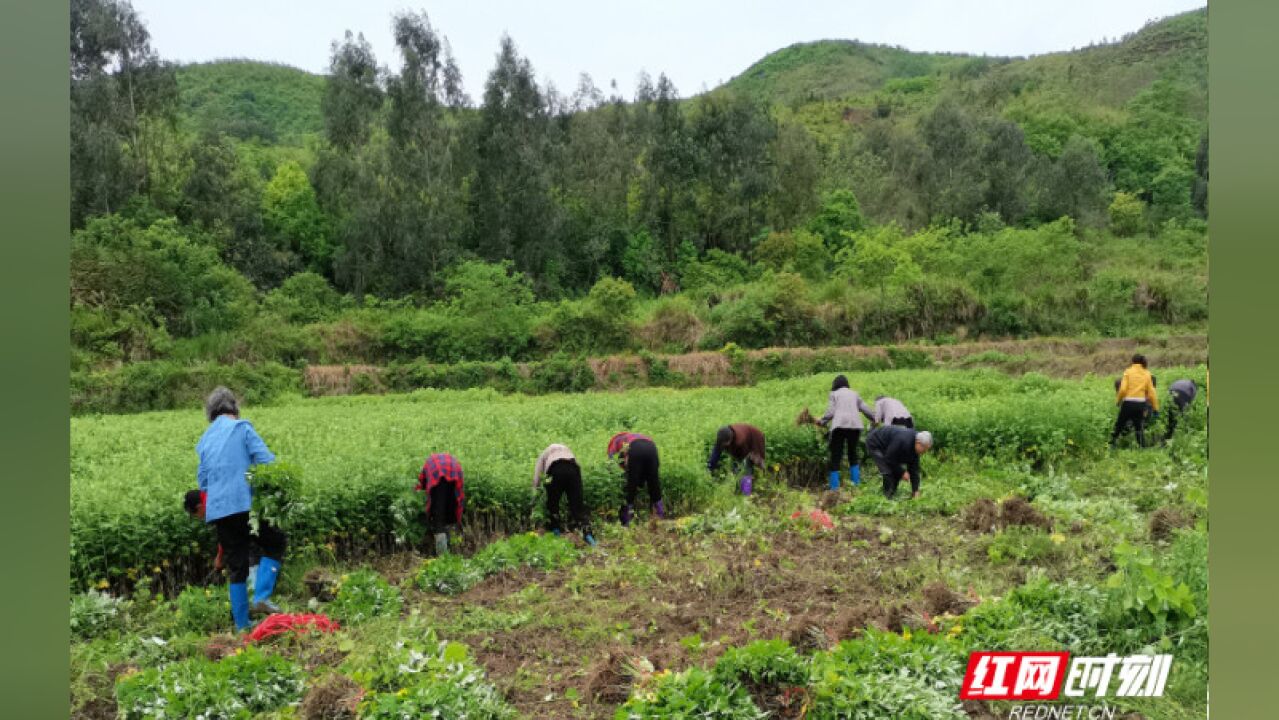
196, 387, 287, 631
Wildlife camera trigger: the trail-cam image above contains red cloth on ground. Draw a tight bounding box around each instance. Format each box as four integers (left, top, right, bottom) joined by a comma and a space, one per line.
790, 508, 835, 531
246, 613, 341, 643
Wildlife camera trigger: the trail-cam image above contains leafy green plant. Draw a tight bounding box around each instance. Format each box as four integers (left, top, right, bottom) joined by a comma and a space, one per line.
413, 553, 485, 596
327, 569, 402, 624
247, 461, 303, 534
70, 590, 127, 640
472, 532, 579, 574
1105, 542, 1197, 630
986, 526, 1063, 564
614, 666, 763, 719
115, 645, 304, 719
347, 633, 516, 719
172, 583, 231, 634
713, 639, 809, 687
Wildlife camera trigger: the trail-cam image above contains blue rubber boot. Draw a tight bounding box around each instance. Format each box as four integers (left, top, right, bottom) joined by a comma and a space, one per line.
652, 499, 666, 519
551, 528, 562, 536
851, 464, 861, 487
828, 470, 840, 491
251, 557, 281, 618
584, 533, 598, 547
229, 582, 251, 631
739, 475, 753, 496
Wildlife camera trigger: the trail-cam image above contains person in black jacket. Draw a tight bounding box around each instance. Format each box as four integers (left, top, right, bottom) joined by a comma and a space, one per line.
864, 426, 933, 499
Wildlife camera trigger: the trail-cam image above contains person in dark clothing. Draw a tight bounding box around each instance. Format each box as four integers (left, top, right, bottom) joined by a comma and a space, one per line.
608, 432, 663, 526
818, 375, 876, 490
707, 424, 767, 496
1162, 379, 1199, 443
865, 426, 933, 499
533, 444, 596, 546
196, 387, 284, 630
417, 453, 465, 555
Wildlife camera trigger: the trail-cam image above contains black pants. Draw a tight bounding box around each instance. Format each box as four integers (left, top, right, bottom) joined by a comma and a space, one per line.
1111, 401, 1148, 447
624, 439, 662, 507
828, 428, 861, 471
1164, 392, 1191, 441
891, 417, 915, 429
546, 459, 592, 536
213, 511, 287, 584
867, 449, 916, 498
428, 482, 460, 531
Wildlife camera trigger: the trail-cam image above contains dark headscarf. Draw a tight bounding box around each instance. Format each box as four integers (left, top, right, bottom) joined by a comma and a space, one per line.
716, 426, 735, 448
831, 375, 850, 392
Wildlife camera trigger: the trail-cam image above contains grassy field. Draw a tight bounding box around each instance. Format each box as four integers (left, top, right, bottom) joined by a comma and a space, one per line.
70, 367, 1208, 719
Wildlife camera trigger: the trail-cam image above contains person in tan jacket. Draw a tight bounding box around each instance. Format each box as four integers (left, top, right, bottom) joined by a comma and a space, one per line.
1110, 354, 1159, 448
533, 443, 596, 546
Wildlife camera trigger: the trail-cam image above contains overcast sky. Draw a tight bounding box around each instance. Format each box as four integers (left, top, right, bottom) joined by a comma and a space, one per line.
131, 0, 1206, 99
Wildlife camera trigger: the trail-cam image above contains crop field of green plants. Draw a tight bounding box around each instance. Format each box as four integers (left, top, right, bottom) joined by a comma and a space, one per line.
71, 367, 1204, 590
70, 367, 1208, 719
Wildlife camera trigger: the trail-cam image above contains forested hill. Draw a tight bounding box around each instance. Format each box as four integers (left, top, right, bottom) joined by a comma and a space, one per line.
723, 8, 1206, 111
176, 60, 325, 144
174, 8, 1205, 149
71, 1, 1209, 406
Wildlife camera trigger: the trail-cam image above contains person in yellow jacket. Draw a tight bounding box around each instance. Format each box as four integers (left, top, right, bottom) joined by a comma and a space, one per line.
1110, 354, 1159, 448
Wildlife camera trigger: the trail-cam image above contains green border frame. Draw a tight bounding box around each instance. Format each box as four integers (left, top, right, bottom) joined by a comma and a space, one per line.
1208, 2, 1277, 719
0, 0, 70, 717
2, 0, 1275, 716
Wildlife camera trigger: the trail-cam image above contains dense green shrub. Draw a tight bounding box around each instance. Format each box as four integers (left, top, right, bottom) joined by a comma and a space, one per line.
72, 360, 301, 415
327, 569, 403, 624
615, 666, 762, 719
172, 584, 231, 634
347, 634, 517, 719
70, 590, 128, 640
69, 369, 1207, 588
413, 533, 578, 595
262, 271, 345, 324
713, 639, 810, 687
71, 215, 257, 337
115, 645, 304, 719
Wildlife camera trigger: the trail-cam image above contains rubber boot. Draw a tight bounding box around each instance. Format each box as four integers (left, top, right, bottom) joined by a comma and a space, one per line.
584, 533, 597, 547
229, 582, 251, 632
851, 465, 861, 487
652, 499, 666, 519
828, 470, 840, 491
551, 528, 562, 537
739, 475, 753, 496
434, 531, 449, 555
620, 504, 633, 527
251, 557, 282, 618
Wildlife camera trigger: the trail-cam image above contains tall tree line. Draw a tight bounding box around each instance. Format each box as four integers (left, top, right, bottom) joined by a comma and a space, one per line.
71, 1, 1205, 305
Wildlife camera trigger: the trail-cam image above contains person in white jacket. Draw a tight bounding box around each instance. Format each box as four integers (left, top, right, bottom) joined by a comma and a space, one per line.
818, 375, 876, 490
533, 443, 596, 546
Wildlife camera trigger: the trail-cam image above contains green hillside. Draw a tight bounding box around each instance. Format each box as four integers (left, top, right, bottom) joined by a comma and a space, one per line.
726, 8, 1205, 110
722, 40, 975, 105
175, 60, 325, 144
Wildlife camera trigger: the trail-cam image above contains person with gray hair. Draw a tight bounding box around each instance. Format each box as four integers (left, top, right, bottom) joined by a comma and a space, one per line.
864, 425, 933, 500
195, 386, 286, 631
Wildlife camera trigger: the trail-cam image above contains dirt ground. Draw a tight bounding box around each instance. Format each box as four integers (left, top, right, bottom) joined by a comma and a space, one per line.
402, 514, 995, 720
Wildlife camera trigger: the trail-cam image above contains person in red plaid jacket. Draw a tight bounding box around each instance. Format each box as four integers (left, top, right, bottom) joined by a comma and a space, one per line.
607, 432, 663, 526
416, 453, 465, 555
